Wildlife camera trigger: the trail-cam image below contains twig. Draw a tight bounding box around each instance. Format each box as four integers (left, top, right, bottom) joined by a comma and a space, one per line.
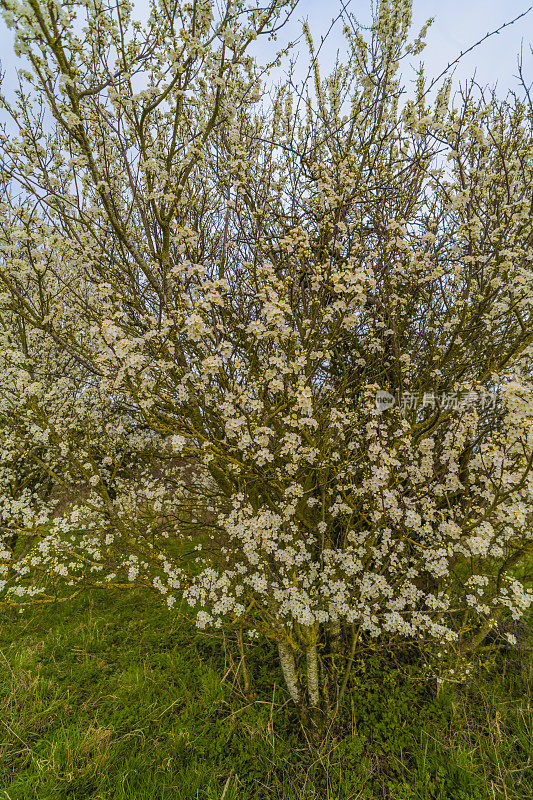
335, 624, 360, 715
425, 7, 533, 96
220, 770, 233, 800
236, 627, 250, 693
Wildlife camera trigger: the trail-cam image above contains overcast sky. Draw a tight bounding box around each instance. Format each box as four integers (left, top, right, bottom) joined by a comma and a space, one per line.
260, 0, 533, 95
0, 1, 531, 97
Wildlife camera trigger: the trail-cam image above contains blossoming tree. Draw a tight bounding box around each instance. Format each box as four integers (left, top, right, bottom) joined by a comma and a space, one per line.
1, 0, 532, 730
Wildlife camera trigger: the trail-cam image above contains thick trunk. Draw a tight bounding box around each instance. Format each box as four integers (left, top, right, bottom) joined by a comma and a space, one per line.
277, 639, 300, 703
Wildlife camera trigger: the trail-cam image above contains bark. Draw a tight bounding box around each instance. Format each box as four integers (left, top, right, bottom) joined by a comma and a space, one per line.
329, 619, 342, 657
277, 639, 300, 703
305, 642, 319, 707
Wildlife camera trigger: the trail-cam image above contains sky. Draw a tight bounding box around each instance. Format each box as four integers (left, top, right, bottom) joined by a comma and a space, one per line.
256, 0, 533, 95
0, 0, 531, 97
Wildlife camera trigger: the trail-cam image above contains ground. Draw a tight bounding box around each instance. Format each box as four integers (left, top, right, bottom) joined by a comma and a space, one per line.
0, 589, 531, 799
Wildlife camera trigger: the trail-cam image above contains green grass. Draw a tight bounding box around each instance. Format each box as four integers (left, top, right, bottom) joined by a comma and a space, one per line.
0, 590, 531, 799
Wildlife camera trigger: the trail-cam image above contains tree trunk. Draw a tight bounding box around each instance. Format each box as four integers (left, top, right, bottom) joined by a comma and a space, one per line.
306, 642, 319, 707
277, 639, 300, 703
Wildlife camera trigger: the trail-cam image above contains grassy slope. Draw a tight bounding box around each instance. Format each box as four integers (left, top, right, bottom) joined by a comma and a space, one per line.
0, 589, 531, 800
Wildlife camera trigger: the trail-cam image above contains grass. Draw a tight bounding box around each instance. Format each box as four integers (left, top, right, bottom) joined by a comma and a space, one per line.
0, 588, 531, 799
